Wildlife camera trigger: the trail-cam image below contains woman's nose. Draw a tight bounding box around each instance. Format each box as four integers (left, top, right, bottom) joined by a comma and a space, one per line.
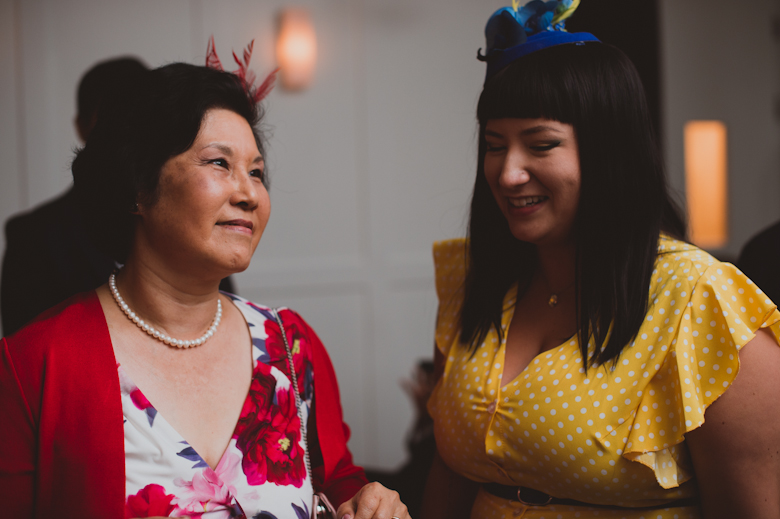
231, 170, 261, 209
499, 149, 531, 188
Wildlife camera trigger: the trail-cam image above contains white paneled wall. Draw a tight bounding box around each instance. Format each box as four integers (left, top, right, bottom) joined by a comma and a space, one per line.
1, 0, 779, 469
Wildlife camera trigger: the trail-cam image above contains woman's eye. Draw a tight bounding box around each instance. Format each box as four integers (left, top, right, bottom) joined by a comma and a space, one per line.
209, 158, 229, 168
530, 141, 561, 152
250, 169, 265, 181
486, 143, 506, 152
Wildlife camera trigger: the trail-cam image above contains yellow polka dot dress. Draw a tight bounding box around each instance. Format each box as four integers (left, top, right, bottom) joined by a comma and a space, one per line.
428, 236, 780, 518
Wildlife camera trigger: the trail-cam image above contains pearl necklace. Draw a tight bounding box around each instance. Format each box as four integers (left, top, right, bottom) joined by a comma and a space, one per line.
109, 272, 222, 348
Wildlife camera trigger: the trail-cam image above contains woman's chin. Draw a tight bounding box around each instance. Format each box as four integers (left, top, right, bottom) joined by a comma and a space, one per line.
212, 244, 255, 272
508, 228, 544, 245
223, 255, 253, 274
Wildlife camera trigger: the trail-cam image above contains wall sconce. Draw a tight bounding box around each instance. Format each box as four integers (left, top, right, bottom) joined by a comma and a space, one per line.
684, 120, 728, 249
276, 8, 317, 91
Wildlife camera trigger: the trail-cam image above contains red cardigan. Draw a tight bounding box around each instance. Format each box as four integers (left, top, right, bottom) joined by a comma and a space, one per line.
0, 292, 366, 518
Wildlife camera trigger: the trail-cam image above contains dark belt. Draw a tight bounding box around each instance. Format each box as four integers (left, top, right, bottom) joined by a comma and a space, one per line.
482, 482, 699, 509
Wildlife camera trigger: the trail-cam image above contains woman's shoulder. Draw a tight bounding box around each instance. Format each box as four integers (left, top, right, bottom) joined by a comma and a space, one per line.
654, 235, 733, 293
656, 235, 716, 272
432, 239, 469, 355
433, 238, 467, 302
224, 292, 301, 321
433, 237, 467, 259
223, 292, 273, 317
4, 290, 104, 349
223, 292, 320, 345
1, 290, 115, 421
651, 236, 778, 335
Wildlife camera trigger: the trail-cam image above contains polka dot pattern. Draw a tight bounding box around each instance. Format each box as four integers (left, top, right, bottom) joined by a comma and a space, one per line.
429, 236, 780, 519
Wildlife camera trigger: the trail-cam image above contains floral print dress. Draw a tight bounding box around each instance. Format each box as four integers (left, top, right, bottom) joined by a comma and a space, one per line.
120, 296, 315, 519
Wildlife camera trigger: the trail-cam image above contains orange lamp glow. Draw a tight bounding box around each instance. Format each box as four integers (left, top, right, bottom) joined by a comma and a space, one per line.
276, 8, 317, 91
684, 120, 728, 249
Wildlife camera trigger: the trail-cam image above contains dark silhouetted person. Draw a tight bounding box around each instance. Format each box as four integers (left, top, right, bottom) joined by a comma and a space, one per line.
1, 57, 236, 336
738, 220, 780, 304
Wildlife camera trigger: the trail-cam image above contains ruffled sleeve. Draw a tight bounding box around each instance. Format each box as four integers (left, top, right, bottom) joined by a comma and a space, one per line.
623, 260, 780, 488
433, 239, 467, 356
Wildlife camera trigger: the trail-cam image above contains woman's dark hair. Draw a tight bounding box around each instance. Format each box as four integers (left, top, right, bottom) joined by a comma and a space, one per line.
72, 62, 265, 263
461, 42, 686, 367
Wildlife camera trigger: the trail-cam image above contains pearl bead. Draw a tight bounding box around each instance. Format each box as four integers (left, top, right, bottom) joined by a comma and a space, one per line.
108, 271, 221, 349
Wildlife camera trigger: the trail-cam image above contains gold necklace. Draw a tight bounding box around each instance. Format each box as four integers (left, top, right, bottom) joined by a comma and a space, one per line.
539, 276, 575, 308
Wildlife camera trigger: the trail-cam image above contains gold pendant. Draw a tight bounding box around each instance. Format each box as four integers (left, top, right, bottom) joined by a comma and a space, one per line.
548, 294, 558, 308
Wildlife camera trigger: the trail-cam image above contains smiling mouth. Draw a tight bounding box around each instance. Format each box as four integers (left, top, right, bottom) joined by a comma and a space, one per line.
217, 219, 254, 230
508, 196, 548, 208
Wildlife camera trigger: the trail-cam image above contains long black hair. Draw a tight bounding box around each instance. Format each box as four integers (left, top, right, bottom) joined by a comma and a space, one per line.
71, 63, 265, 263
460, 42, 686, 367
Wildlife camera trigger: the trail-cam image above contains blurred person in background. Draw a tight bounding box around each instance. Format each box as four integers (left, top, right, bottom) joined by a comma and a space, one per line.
0, 56, 235, 337
738, 220, 780, 304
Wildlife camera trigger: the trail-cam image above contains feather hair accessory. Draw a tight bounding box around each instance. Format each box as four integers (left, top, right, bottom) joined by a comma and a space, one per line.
206, 36, 278, 103
478, 0, 599, 84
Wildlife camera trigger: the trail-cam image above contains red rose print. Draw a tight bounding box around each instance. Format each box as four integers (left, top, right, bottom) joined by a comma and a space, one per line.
235, 381, 306, 488
263, 309, 313, 397
130, 388, 153, 411
235, 362, 277, 438
125, 483, 175, 518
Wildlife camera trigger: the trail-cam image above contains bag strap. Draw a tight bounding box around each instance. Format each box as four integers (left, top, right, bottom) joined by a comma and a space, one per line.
272, 309, 314, 481
273, 309, 340, 519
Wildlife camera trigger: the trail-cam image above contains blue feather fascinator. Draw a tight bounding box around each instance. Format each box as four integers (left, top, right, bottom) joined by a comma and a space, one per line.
478, 0, 599, 83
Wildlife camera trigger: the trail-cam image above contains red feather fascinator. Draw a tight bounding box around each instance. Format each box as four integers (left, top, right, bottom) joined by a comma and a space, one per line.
206, 36, 278, 103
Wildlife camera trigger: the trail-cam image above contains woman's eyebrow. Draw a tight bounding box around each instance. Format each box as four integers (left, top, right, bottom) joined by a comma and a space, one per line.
205, 143, 234, 156
521, 125, 564, 135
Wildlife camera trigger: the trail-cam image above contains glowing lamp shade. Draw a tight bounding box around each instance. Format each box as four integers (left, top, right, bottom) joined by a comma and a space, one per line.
684, 120, 728, 249
276, 8, 317, 91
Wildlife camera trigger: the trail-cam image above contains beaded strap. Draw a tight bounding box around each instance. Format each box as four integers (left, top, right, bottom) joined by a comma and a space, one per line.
272, 309, 313, 482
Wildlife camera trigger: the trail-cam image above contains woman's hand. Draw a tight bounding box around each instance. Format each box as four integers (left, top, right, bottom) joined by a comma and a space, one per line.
337, 482, 410, 519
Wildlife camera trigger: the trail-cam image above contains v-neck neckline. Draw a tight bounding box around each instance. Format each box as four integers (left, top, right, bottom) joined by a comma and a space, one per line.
108, 294, 267, 472
498, 283, 578, 391
117, 363, 252, 472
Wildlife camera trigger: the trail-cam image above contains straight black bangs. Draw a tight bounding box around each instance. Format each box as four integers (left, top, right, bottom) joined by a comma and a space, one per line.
476, 43, 601, 125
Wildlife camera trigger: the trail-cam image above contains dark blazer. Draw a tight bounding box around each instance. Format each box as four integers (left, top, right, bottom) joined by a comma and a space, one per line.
1, 188, 234, 336
738, 220, 780, 305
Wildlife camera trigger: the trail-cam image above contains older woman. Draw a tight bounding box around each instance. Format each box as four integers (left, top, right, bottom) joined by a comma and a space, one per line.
421, 2, 780, 519
0, 59, 409, 519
